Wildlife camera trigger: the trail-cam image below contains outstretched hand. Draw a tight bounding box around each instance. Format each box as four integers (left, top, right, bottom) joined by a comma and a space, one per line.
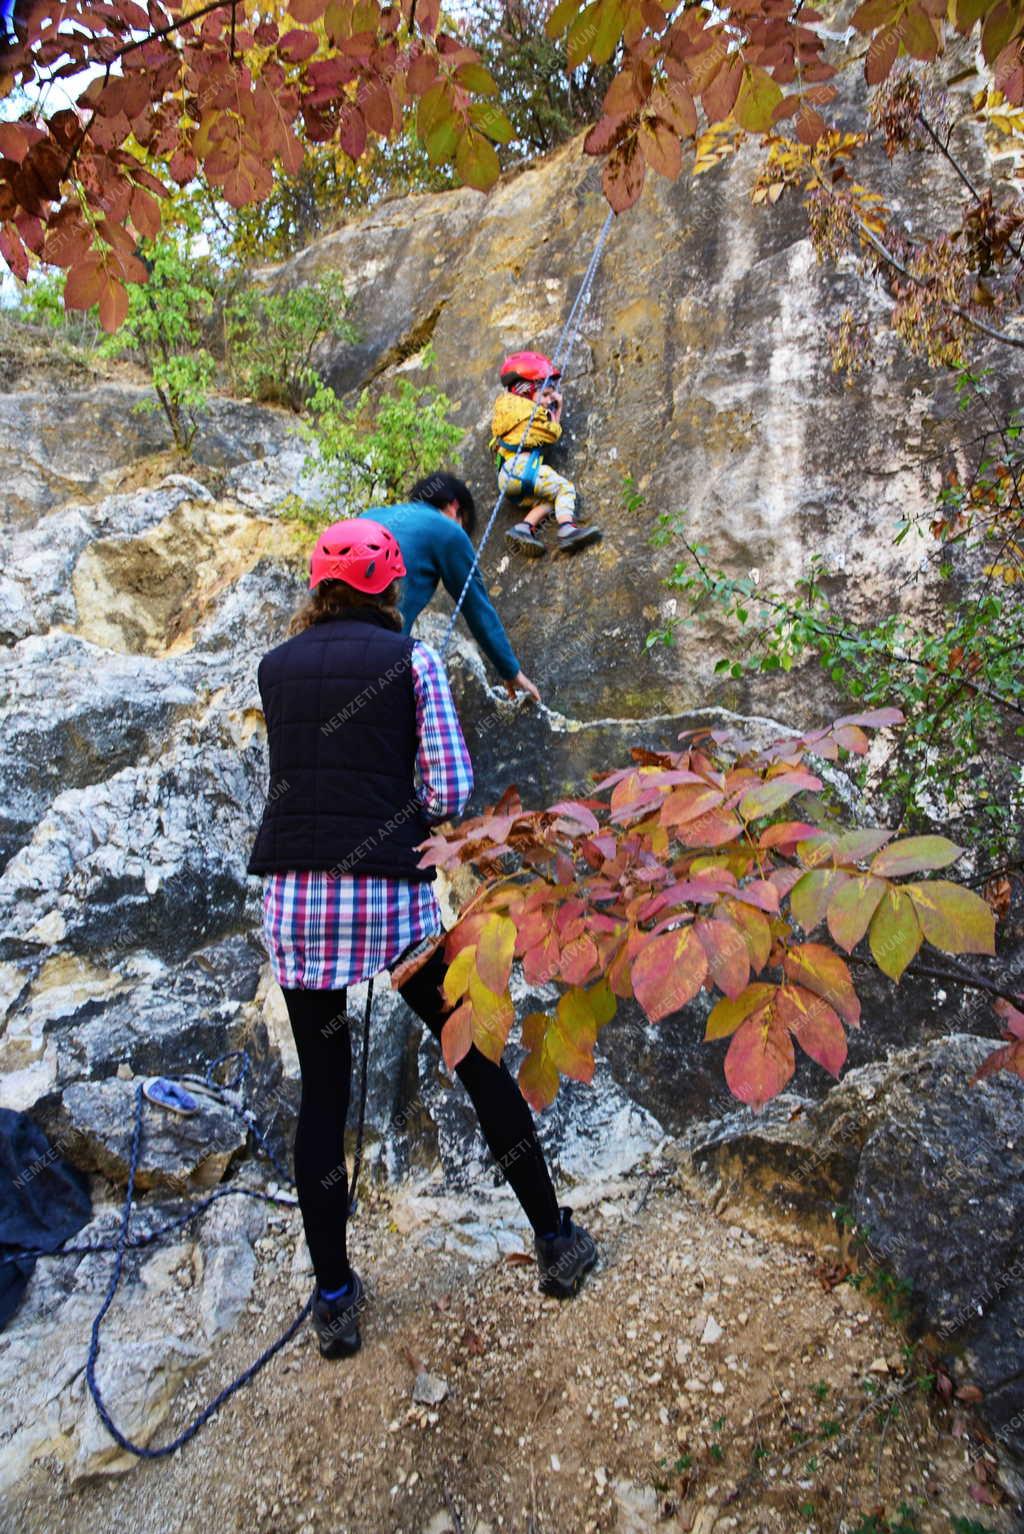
505, 671, 541, 704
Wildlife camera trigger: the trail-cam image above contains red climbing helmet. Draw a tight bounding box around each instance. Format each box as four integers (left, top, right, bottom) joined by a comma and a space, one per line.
308, 518, 406, 593
500, 350, 561, 398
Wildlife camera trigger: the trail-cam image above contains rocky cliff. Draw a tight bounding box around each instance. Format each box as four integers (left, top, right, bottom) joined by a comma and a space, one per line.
0, 129, 1022, 1515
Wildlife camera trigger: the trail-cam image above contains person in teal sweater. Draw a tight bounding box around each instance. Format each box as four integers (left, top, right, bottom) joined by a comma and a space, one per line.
371, 474, 540, 702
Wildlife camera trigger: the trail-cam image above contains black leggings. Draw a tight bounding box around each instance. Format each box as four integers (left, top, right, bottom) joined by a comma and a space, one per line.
282, 948, 560, 1290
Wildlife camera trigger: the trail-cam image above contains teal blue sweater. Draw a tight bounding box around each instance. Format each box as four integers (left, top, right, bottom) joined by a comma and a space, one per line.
370, 502, 520, 681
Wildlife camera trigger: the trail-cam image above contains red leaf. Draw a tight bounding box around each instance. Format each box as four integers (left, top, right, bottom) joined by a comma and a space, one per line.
441, 1001, 472, 1071
289, 0, 329, 20
168, 150, 197, 185
64, 255, 105, 310
695, 917, 750, 999
279, 28, 319, 61
724, 1012, 795, 1108
631, 926, 708, 1022
602, 137, 645, 213
98, 273, 129, 333
776, 984, 847, 1076
783, 943, 861, 1027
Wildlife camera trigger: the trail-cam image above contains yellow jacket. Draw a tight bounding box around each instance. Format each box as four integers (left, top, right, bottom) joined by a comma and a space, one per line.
489, 392, 562, 458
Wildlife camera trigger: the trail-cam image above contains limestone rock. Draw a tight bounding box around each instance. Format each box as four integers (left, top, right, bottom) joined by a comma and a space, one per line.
412, 1370, 449, 1406
53, 1077, 247, 1192
0, 632, 197, 870
690, 1034, 1024, 1465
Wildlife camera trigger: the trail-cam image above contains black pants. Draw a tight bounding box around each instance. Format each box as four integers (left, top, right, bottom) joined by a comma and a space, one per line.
282, 948, 561, 1291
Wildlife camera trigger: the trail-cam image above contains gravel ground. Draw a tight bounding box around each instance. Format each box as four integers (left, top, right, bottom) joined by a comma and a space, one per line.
3, 1150, 1018, 1534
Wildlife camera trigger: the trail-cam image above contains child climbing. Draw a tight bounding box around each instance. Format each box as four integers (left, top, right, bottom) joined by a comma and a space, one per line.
490, 349, 603, 557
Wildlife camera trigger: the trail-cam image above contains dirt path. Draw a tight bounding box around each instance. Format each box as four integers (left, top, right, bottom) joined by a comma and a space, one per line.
4, 1151, 1016, 1534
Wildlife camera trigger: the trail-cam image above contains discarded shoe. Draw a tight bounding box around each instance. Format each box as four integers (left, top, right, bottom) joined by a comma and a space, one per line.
312, 1270, 366, 1358
506, 522, 546, 557
535, 1207, 598, 1298
555, 521, 602, 552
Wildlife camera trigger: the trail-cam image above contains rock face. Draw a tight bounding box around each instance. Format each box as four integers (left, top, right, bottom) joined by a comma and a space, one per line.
690, 1034, 1024, 1466
262, 128, 990, 729
1, 127, 1022, 1495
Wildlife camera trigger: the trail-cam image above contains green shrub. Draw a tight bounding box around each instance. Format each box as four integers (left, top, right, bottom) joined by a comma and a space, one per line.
223, 272, 354, 409
288, 347, 464, 526
99, 237, 216, 452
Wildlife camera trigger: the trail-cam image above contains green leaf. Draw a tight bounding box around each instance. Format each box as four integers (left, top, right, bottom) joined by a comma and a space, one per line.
733, 65, 783, 133
868, 887, 922, 981
425, 115, 460, 166
468, 967, 514, 1061
545, 0, 584, 38
455, 61, 499, 95
905, 881, 997, 955
592, 0, 626, 64
826, 875, 887, 953
870, 835, 962, 877
790, 867, 851, 933
739, 775, 820, 821
585, 976, 617, 1027
468, 101, 515, 143
567, 0, 601, 68
455, 128, 500, 191
518, 1040, 560, 1111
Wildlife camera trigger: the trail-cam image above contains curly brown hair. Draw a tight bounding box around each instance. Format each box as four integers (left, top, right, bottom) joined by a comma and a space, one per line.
288, 578, 403, 636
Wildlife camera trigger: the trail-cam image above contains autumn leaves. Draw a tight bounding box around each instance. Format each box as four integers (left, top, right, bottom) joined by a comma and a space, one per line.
419, 709, 1000, 1114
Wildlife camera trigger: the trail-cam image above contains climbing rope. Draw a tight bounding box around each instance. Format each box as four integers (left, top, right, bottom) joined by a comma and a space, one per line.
439, 205, 616, 659
2, 1026, 373, 1459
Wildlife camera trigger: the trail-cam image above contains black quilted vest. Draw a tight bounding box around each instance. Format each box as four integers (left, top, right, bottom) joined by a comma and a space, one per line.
247, 610, 434, 881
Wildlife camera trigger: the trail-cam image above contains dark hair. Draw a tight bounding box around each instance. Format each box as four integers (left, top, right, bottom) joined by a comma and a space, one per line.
408, 472, 477, 537
288, 577, 403, 636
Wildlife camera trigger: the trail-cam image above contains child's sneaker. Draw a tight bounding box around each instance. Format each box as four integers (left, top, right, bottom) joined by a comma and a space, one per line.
556, 521, 602, 552
312, 1270, 366, 1358
534, 1207, 598, 1297
506, 522, 546, 557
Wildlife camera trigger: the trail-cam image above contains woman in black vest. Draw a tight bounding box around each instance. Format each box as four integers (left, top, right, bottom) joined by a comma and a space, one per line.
249, 519, 597, 1358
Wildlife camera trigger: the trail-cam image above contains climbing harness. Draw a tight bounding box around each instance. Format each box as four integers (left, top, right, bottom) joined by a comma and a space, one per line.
496, 444, 542, 499
439, 204, 615, 660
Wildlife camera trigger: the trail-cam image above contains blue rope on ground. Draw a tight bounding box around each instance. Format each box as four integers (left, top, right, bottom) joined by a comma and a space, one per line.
1, 1046, 341, 1458
85, 1077, 315, 1460
439, 205, 616, 659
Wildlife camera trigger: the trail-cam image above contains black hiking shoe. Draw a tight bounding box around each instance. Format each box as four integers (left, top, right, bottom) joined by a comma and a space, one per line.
556, 521, 602, 552
535, 1207, 598, 1298
506, 522, 547, 557
312, 1270, 366, 1358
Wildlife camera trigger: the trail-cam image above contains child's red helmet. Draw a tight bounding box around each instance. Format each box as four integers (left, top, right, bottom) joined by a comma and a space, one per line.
500, 350, 561, 397
309, 518, 406, 593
